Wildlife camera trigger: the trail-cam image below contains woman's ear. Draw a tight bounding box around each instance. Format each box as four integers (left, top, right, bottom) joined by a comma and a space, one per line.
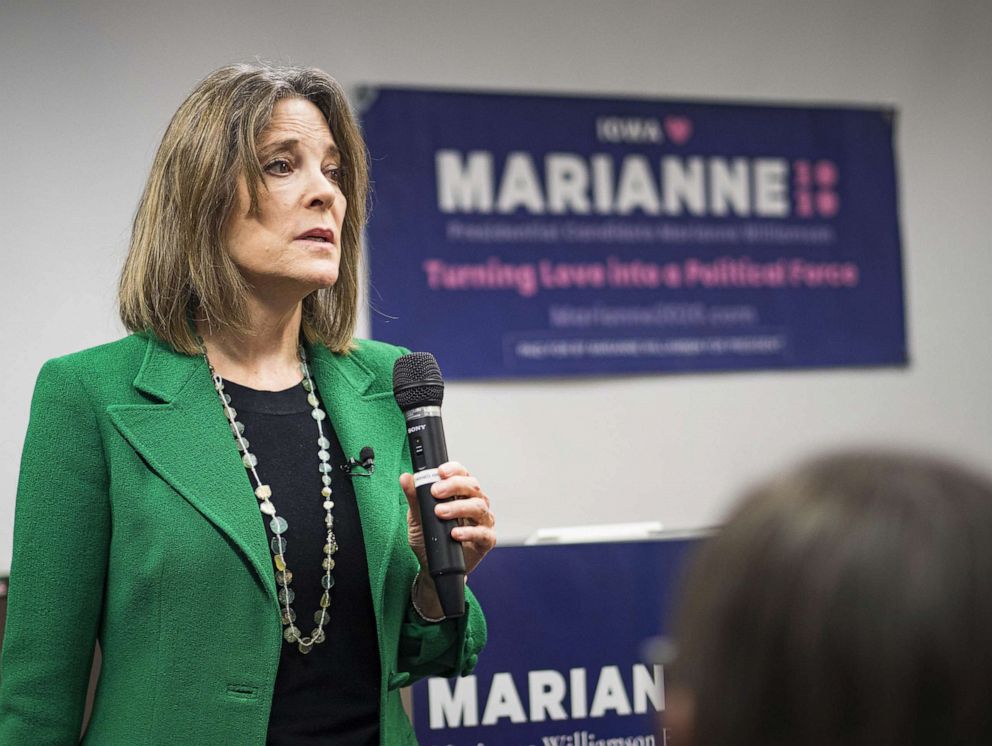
658, 685, 695, 746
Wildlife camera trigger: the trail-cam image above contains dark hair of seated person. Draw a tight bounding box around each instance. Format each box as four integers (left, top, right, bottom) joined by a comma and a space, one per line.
664, 450, 992, 746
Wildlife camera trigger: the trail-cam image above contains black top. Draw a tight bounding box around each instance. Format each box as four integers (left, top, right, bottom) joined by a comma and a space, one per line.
221, 377, 381, 745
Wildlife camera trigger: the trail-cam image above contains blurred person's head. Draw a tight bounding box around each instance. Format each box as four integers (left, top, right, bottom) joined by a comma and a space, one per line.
665, 450, 992, 746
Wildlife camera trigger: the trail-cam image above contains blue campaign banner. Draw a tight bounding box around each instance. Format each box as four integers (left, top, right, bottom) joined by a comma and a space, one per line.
411, 538, 700, 746
360, 87, 906, 379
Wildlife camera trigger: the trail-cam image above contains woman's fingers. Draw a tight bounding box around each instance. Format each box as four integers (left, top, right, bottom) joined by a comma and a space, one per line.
437, 460, 469, 478
399, 473, 421, 516
401, 471, 486, 509
451, 524, 497, 549
401, 461, 497, 575
431, 475, 484, 502
434, 496, 494, 526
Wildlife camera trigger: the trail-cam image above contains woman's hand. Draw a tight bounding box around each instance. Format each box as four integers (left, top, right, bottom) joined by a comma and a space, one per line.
400, 461, 497, 577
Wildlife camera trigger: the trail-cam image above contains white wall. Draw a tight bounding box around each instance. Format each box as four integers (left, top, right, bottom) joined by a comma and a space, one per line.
2, 0, 990, 570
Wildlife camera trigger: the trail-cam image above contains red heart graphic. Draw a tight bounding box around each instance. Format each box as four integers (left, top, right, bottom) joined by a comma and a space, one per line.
664, 116, 693, 145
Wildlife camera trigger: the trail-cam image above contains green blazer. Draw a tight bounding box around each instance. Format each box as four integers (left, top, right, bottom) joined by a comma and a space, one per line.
0, 332, 486, 745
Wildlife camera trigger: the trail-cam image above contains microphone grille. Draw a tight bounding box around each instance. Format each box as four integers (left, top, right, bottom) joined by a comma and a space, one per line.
392, 352, 445, 410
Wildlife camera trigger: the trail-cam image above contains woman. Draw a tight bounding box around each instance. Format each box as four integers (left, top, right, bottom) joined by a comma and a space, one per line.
663, 451, 992, 746
0, 63, 493, 745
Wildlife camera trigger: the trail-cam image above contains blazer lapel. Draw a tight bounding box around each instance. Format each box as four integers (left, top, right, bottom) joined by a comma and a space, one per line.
107, 334, 276, 603
307, 341, 408, 622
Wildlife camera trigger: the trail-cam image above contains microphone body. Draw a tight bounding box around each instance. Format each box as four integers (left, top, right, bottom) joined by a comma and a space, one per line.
393, 353, 466, 618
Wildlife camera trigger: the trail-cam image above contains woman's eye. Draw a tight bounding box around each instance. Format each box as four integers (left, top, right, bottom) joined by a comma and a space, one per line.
264, 159, 291, 175
324, 166, 343, 183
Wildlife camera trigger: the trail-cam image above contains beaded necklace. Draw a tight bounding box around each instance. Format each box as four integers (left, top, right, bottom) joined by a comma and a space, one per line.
201, 341, 337, 655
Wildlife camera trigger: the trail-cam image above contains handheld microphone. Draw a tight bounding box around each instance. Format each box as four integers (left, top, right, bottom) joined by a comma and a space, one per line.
392, 352, 466, 618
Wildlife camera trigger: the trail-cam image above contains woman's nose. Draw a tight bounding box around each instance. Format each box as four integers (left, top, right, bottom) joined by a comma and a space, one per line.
305, 166, 338, 209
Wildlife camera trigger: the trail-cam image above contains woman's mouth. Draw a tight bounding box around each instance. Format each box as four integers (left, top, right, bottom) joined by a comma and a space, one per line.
296, 228, 336, 244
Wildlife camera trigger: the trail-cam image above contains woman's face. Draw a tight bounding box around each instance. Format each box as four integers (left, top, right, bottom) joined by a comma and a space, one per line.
223, 96, 347, 298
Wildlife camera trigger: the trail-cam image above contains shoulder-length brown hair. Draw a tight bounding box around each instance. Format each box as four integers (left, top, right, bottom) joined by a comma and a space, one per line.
119, 62, 368, 355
